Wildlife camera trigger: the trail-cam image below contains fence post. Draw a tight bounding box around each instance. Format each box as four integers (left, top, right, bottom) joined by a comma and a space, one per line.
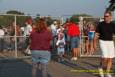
79, 16, 83, 56
14, 15, 18, 58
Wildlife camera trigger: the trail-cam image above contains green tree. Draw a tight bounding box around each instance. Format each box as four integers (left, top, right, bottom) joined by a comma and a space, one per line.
6, 10, 24, 15
7, 10, 31, 26
70, 13, 92, 24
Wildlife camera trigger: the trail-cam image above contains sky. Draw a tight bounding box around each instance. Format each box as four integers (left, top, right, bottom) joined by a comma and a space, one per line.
0, 0, 110, 17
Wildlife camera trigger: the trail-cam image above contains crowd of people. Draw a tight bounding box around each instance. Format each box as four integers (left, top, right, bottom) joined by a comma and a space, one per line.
29, 11, 115, 77
0, 19, 33, 54
0, 11, 115, 77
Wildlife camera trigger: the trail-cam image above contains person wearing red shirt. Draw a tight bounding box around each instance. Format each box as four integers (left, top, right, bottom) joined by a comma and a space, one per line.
67, 19, 80, 61
29, 18, 52, 77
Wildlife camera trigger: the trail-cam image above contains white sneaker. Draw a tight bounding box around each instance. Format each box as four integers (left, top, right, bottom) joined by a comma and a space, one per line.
98, 68, 104, 77
73, 57, 77, 61
71, 57, 77, 61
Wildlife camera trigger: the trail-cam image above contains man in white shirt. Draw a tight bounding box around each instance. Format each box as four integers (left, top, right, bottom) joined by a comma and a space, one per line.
24, 21, 32, 36
24, 19, 32, 55
50, 21, 58, 52
50, 21, 57, 37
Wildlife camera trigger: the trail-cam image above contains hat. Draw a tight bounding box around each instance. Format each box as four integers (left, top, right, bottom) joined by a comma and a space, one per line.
70, 16, 79, 24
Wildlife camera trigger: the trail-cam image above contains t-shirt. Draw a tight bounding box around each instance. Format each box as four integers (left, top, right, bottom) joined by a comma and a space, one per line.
50, 24, 57, 36
58, 42, 65, 48
67, 23, 80, 37
56, 37, 65, 47
96, 21, 115, 41
30, 30, 52, 51
24, 24, 32, 36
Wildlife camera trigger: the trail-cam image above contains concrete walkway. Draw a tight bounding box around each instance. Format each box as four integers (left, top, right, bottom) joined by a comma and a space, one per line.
0, 57, 114, 77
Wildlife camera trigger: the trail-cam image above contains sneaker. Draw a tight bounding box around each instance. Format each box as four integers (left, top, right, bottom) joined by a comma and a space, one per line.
73, 57, 77, 61
71, 57, 77, 61
98, 68, 104, 77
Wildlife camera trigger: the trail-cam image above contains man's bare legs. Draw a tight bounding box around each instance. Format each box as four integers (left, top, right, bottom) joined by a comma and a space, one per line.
99, 58, 113, 77
71, 48, 79, 60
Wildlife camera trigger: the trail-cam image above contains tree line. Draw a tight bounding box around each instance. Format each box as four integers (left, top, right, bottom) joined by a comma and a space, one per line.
0, 10, 93, 27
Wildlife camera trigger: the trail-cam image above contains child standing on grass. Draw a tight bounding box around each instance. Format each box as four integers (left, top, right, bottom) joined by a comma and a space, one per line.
56, 27, 65, 62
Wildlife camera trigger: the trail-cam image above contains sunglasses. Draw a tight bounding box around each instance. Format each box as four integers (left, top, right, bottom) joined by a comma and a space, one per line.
104, 15, 110, 17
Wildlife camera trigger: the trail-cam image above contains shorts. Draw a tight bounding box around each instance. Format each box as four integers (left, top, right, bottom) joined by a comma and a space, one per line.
70, 36, 80, 49
88, 31, 95, 41
57, 47, 65, 55
99, 40, 115, 58
31, 50, 51, 64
